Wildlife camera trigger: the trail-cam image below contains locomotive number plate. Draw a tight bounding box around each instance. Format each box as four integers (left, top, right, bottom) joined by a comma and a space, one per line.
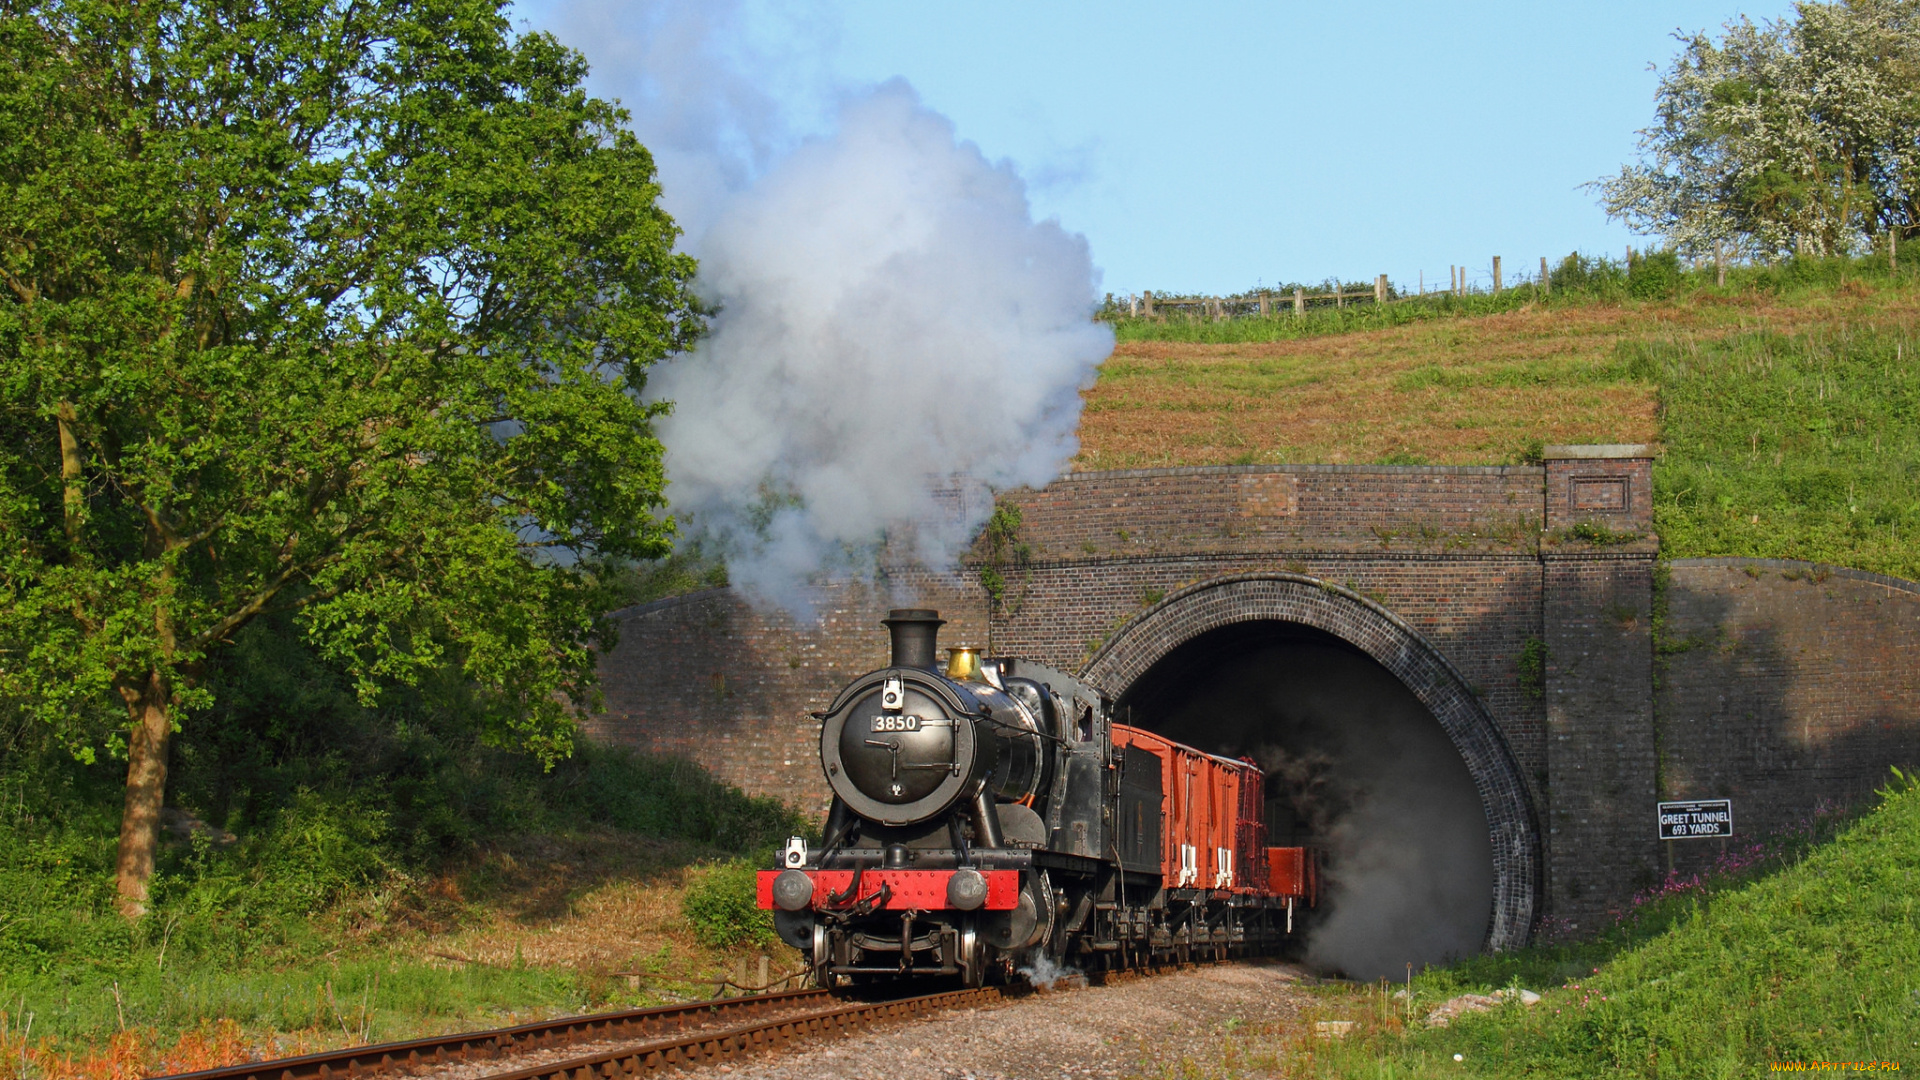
871, 714, 921, 733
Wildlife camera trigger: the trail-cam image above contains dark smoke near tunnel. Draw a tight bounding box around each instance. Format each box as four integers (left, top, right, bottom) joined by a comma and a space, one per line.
1118, 621, 1494, 979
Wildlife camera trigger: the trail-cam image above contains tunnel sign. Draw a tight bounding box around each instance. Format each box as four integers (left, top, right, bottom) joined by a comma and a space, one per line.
1658, 799, 1733, 840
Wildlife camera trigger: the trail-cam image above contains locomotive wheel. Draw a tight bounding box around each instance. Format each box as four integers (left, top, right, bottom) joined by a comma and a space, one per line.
958, 919, 985, 987
810, 920, 832, 987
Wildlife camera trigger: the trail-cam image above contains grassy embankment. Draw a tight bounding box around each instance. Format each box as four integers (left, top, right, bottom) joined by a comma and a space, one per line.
1144, 773, 1918, 1078
1080, 253, 1920, 581
0, 611, 803, 1080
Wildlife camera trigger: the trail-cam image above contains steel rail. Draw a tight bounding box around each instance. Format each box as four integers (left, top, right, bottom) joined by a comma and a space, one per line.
478, 984, 1012, 1080
157, 958, 1229, 1080
473, 958, 1222, 1080
153, 988, 834, 1080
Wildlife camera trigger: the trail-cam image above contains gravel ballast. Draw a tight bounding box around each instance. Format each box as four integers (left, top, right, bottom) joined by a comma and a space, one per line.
712, 962, 1314, 1080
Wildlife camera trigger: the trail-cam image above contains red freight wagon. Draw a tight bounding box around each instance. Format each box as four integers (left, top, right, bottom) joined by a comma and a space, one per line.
1266, 845, 1320, 904
1113, 724, 1314, 907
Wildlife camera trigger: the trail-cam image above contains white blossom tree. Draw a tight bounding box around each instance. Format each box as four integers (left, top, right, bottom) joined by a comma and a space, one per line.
1600, 1, 1920, 258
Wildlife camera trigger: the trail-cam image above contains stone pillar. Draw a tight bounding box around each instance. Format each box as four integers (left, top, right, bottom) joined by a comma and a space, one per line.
1539, 444, 1661, 929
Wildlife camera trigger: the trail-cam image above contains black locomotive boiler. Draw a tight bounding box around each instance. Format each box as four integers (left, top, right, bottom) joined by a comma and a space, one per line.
757, 609, 1318, 987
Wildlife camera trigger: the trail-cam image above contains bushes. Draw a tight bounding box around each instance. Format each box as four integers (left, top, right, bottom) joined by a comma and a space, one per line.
680, 860, 776, 950
1106, 250, 1916, 346
546, 744, 811, 855
1626, 250, 1682, 299
0, 610, 809, 990
1549, 251, 1628, 295
148, 615, 808, 865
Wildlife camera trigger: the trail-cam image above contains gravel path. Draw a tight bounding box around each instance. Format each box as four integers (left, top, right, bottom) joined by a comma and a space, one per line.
709, 962, 1314, 1080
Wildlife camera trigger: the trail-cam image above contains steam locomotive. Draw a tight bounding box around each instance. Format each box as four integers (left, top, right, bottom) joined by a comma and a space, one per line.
756, 609, 1319, 987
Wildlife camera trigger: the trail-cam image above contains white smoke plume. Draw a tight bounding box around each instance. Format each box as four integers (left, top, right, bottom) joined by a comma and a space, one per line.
535, 1, 1113, 610
1016, 951, 1082, 990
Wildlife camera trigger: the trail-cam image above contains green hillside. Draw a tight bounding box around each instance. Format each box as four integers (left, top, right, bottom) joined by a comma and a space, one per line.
1082, 255, 1920, 583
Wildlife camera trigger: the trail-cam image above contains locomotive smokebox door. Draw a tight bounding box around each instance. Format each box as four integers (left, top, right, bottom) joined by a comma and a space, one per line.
817, 666, 993, 827
840, 686, 952, 804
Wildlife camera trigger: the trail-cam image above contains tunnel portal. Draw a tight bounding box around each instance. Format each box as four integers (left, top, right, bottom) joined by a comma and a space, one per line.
1082, 573, 1540, 965
1117, 619, 1496, 978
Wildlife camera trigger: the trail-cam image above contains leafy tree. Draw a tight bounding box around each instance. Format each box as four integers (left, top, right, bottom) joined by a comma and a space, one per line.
1598, 1, 1920, 258
0, 0, 701, 916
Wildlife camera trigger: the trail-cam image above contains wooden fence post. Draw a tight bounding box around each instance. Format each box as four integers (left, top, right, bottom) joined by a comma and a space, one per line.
1259, 291, 1270, 316
1143, 290, 1155, 317
1492, 256, 1502, 293
1335, 282, 1344, 309
1715, 243, 1727, 288
1374, 274, 1386, 303
1540, 256, 1550, 294
1294, 287, 1304, 315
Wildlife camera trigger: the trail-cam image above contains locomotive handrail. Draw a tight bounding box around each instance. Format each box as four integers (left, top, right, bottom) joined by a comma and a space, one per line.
815, 664, 985, 719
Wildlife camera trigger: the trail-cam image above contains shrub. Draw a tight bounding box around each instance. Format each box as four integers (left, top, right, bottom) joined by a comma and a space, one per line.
1549, 251, 1627, 294
680, 860, 776, 950
1627, 250, 1683, 299
1515, 639, 1548, 701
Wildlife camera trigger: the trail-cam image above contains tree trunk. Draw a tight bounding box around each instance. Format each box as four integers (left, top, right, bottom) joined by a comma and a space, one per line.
57, 402, 83, 544
115, 668, 173, 919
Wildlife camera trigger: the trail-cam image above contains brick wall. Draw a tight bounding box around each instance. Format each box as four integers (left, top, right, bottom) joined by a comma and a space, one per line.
586, 573, 988, 813
991, 554, 1547, 803
1544, 444, 1656, 535
1005, 463, 1544, 561
1658, 559, 1920, 878
1541, 550, 1661, 927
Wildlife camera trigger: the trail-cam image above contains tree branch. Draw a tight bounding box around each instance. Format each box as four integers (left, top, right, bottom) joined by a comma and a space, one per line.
191, 557, 328, 650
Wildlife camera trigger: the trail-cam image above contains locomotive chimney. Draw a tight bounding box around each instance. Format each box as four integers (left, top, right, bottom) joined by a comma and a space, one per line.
882, 608, 944, 669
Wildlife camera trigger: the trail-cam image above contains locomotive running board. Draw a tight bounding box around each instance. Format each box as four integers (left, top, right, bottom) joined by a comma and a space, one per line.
1030, 849, 1105, 874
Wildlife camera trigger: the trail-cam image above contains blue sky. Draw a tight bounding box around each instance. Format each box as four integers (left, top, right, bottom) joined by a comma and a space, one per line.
521, 0, 1796, 299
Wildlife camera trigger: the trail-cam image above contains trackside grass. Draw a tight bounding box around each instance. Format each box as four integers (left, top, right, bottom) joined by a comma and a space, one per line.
0, 738, 805, 1080
1156, 775, 1918, 1078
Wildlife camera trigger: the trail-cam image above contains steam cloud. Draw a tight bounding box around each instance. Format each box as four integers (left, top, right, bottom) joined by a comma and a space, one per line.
1126, 629, 1495, 980
537, 1, 1113, 609
1016, 951, 1080, 990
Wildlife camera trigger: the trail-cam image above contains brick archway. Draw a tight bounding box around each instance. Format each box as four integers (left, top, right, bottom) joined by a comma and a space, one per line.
1082, 573, 1540, 952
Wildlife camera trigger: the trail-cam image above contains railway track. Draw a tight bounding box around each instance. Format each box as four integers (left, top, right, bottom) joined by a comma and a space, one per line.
156, 988, 833, 1080
158, 960, 1213, 1080
156, 983, 1014, 1080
